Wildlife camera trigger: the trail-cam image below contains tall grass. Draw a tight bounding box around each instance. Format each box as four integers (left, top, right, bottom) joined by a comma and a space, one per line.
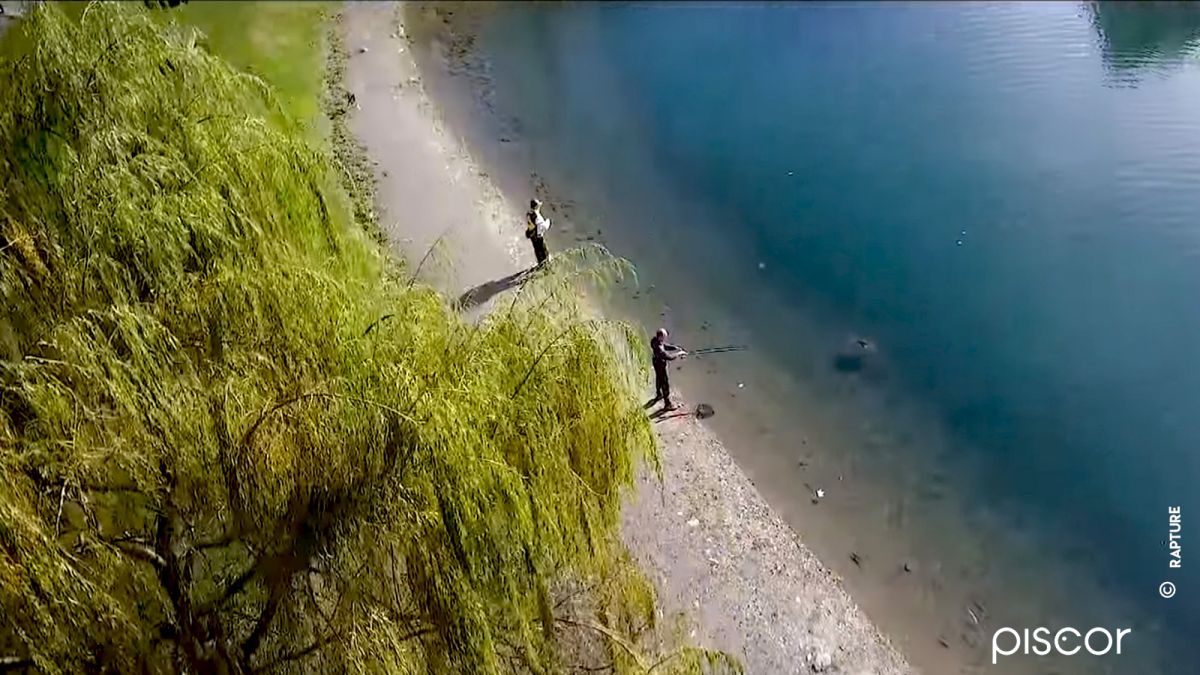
0, 3, 733, 672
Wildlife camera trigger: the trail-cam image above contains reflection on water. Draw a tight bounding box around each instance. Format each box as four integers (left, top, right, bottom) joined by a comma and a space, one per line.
1087, 0, 1200, 84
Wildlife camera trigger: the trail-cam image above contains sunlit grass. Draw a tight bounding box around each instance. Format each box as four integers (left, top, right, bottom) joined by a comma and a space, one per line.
164, 1, 332, 129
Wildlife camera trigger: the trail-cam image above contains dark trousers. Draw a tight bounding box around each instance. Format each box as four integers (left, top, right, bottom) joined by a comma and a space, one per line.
654, 363, 671, 405
531, 235, 548, 265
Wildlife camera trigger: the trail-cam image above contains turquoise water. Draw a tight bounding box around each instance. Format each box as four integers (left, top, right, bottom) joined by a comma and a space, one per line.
459, 2, 1200, 671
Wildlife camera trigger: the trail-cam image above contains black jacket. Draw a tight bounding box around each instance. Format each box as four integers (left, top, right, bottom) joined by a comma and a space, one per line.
650, 335, 679, 369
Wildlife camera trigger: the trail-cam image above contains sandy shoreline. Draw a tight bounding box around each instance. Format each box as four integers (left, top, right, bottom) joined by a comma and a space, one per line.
339, 2, 911, 672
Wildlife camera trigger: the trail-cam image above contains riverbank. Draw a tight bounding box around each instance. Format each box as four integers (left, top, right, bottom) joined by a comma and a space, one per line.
339, 2, 912, 672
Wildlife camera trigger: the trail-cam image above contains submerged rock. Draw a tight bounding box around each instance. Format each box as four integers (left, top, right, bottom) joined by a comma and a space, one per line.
833, 335, 880, 374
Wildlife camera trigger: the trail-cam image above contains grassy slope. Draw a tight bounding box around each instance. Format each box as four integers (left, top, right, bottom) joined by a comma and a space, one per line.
58, 1, 331, 131
166, 1, 378, 234
163, 1, 332, 129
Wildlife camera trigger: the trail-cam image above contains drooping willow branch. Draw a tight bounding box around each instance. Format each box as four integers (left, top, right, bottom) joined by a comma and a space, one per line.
511, 321, 602, 399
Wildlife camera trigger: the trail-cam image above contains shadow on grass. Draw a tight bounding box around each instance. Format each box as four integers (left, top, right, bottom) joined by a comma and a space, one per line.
454, 269, 532, 311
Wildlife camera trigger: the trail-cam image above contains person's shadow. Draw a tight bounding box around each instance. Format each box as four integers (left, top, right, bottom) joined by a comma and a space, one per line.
454, 269, 532, 311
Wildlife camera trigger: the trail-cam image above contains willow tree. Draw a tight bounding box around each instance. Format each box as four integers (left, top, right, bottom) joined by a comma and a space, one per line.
0, 4, 734, 674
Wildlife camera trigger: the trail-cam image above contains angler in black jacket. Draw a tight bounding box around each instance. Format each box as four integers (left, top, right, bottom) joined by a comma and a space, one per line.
649, 328, 686, 411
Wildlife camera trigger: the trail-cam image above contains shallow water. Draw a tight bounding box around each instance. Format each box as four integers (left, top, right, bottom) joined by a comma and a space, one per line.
424, 2, 1200, 672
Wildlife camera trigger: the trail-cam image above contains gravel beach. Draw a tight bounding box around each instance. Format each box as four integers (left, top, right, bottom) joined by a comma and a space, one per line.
340, 3, 914, 672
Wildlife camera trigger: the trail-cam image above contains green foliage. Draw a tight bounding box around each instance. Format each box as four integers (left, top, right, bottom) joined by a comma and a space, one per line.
0, 3, 736, 673
159, 1, 333, 131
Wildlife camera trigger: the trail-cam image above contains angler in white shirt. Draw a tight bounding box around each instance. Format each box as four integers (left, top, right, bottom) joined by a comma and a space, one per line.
525, 199, 551, 267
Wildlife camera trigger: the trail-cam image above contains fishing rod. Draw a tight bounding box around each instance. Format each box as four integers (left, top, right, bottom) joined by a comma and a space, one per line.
682, 345, 749, 356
